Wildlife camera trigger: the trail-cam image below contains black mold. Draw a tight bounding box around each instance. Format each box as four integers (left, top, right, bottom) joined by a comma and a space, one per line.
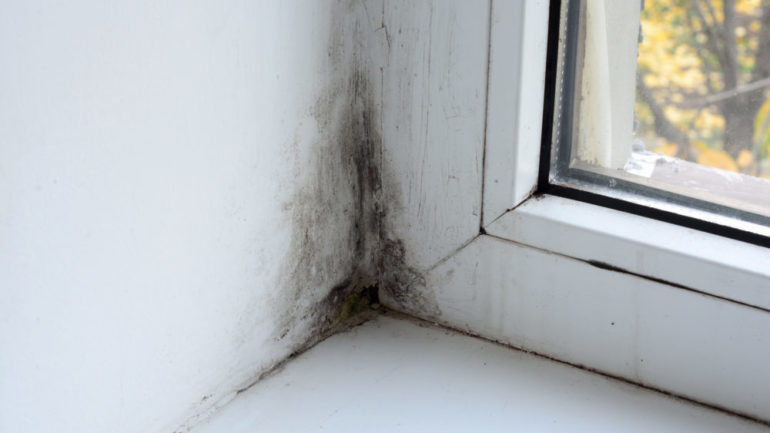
272, 1, 437, 358
274, 28, 384, 344
315, 281, 380, 335
378, 238, 441, 318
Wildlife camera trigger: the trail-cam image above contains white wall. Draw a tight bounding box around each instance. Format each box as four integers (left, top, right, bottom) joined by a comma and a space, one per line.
0, 2, 380, 432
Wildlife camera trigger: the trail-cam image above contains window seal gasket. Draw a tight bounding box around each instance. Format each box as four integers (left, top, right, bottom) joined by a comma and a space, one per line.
536, 0, 770, 249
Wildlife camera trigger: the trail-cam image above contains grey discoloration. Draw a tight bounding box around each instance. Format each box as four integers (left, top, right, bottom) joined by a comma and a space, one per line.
174, 3, 437, 432
298, 65, 382, 334
378, 238, 441, 318
274, 3, 384, 350
375, 110, 441, 318
257, 0, 439, 390
259, 0, 443, 372
313, 281, 380, 336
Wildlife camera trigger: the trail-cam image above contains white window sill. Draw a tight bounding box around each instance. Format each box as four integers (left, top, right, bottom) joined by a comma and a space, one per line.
189, 314, 768, 433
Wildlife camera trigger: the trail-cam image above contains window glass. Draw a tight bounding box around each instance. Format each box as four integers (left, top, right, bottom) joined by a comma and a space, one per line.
550, 0, 770, 237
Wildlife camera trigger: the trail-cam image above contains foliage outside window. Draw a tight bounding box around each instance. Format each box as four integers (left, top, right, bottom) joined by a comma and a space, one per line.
548, 0, 770, 243
636, 0, 770, 177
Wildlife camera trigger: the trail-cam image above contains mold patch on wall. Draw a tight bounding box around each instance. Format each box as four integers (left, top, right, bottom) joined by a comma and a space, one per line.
378, 237, 441, 319
270, 9, 385, 356
222, 0, 449, 406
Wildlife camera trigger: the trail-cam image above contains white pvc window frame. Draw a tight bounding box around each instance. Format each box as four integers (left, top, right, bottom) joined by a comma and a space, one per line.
477, 0, 770, 422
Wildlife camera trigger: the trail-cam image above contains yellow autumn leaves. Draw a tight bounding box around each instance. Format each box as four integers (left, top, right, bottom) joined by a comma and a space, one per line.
636, 0, 770, 176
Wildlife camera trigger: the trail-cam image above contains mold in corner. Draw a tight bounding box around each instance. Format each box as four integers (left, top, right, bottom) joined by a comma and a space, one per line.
313, 279, 380, 338
378, 238, 441, 319
271, 50, 385, 349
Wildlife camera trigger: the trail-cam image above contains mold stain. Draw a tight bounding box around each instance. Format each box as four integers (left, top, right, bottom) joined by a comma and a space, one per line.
174, 3, 438, 431
274, 3, 440, 343
266, 0, 438, 381
304, 66, 385, 337
378, 237, 441, 319
273, 35, 385, 349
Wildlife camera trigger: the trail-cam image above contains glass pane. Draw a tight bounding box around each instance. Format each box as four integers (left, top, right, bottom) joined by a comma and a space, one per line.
556, 0, 770, 226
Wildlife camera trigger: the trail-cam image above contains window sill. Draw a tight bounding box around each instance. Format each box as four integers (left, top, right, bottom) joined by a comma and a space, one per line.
189, 314, 769, 432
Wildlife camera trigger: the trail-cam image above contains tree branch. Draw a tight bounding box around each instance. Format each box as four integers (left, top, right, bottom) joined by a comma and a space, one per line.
675, 76, 770, 108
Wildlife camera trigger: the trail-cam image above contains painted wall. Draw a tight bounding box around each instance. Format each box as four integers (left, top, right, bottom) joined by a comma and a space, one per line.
0, 2, 381, 432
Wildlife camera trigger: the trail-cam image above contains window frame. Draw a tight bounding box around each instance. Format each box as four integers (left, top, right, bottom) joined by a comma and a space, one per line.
482, 0, 770, 310
474, 0, 770, 421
